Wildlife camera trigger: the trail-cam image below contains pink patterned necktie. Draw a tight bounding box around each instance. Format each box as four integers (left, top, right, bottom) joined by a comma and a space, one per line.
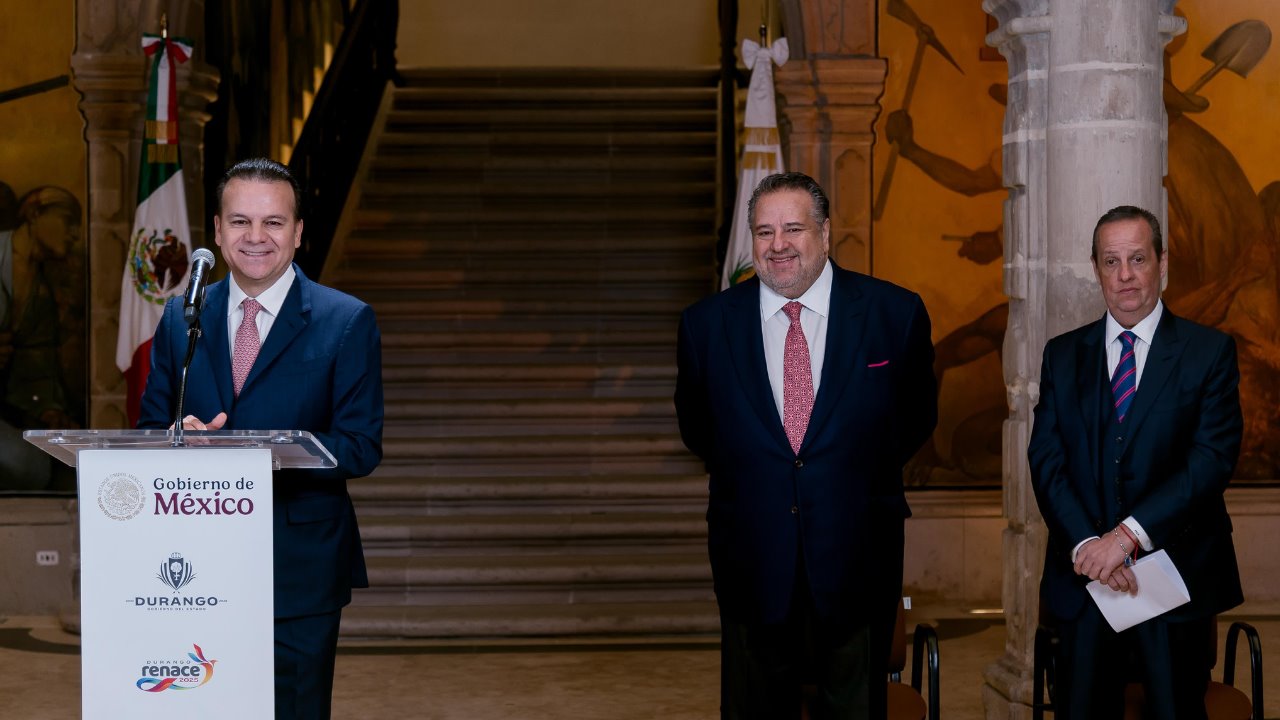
232, 298, 262, 396
782, 301, 814, 454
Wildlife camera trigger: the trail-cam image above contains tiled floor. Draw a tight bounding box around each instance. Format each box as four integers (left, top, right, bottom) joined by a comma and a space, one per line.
1, 611, 1274, 718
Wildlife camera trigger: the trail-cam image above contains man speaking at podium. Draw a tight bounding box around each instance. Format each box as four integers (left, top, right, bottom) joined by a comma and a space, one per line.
138, 158, 384, 719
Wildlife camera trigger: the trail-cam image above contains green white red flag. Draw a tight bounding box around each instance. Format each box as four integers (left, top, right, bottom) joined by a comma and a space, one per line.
116, 33, 194, 426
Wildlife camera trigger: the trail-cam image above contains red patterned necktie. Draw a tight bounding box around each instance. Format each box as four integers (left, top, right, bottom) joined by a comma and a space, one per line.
232, 298, 262, 396
782, 301, 814, 454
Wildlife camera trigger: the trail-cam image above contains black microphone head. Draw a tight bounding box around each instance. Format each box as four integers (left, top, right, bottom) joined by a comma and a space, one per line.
191, 248, 215, 267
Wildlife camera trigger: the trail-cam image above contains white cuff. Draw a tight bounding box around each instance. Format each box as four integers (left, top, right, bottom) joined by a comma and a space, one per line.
1122, 516, 1153, 551
1070, 536, 1100, 564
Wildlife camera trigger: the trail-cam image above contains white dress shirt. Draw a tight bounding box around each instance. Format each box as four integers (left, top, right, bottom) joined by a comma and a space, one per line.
1071, 301, 1164, 561
759, 261, 832, 419
226, 265, 296, 358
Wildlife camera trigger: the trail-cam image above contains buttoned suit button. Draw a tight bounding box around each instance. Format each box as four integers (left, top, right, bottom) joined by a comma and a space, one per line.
791, 506, 798, 514
794, 459, 803, 468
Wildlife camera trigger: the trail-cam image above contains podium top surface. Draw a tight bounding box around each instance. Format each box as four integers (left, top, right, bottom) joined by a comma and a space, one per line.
23, 429, 337, 470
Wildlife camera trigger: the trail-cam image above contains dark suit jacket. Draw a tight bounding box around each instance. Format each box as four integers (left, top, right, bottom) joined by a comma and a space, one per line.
1028, 309, 1243, 623
138, 264, 384, 619
675, 264, 937, 632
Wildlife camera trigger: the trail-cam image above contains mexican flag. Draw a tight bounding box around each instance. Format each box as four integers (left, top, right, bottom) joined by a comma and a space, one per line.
115, 33, 194, 426
722, 37, 789, 290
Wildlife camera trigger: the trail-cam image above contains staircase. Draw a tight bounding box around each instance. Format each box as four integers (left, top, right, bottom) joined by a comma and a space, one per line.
325, 68, 722, 638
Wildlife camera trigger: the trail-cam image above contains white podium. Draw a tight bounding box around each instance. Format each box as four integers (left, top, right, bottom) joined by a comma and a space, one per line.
26, 429, 336, 719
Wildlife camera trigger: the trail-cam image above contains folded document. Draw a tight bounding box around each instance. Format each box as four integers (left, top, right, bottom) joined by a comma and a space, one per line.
1085, 550, 1191, 632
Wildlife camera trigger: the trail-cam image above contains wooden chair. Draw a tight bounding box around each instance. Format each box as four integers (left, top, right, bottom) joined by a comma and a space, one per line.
887, 599, 940, 720
800, 599, 940, 720
1032, 617, 1263, 719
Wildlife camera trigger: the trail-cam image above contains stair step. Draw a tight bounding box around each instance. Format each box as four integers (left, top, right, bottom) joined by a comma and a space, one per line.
360, 179, 715, 200
392, 85, 716, 108
376, 130, 716, 149
400, 67, 719, 83
358, 514, 705, 547
351, 474, 705, 504
361, 552, 709, 583
386, 107, 714, 127
343, 231, 713, 257
339, 601, 720, 638
379, 362, 673, 384
384, 397, 673, 419
374, 455, 704, 479
370, 153, 713, 173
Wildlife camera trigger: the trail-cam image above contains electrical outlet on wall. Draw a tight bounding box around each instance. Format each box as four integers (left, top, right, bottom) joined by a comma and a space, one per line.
35, 550, 60, 566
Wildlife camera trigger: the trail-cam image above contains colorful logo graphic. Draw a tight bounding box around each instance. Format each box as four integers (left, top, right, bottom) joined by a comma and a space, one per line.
159, 552, 195, 592
136, 644, 217, 692
97, 473, 146, 521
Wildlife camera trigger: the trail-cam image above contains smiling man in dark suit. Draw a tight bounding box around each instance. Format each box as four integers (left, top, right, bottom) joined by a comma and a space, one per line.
675, 172, 937, 718
139, 158, 383, 719
1028, 205, 1243, 720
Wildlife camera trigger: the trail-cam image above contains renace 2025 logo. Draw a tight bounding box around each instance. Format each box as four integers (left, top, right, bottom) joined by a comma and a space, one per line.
130, 552, 227, 610
136, 644, 217, 692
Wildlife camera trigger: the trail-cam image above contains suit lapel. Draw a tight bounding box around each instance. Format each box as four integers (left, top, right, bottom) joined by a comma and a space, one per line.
723, 279, 791, 451
241, 271, 310, 396
804, 269, 866, 448
200, 281, 235, 410
1121, 310, 1182, 445
1074, 318, 1106, 471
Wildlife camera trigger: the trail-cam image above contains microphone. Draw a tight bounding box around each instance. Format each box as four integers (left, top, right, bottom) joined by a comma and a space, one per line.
183, 248, 216, 326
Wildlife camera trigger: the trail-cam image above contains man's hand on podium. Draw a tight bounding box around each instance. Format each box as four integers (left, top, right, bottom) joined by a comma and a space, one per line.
174, 413, 227, 431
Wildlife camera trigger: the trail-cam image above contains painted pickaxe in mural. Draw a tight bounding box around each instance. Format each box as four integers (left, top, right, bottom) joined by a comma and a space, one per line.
873, 0, 964, 221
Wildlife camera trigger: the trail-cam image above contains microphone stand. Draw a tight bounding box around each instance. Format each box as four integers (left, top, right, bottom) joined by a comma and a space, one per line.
170, 317, 202, 447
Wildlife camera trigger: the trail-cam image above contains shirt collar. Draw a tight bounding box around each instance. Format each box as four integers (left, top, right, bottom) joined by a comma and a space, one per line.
759, 260, 834, 321
1105, 299, 1163, 348
227, 264, 296, 319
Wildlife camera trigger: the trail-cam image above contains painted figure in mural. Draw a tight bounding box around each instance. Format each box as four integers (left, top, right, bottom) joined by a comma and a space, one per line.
675, 172, 937, 718
884, 22, 1280, 481
0, 184, 85, 490
1029, 206, 1243, 719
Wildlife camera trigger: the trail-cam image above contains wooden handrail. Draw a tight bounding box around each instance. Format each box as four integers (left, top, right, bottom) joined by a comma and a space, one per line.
288, 0, 400, 278
717, 0, 741, 277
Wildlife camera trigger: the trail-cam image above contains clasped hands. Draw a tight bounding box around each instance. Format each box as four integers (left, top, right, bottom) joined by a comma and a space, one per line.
1074, 525, 1139, 594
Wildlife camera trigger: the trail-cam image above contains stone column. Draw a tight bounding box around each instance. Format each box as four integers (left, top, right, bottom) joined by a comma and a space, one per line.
981, 1, 1183, 718
775, 59, 886, 275
71, 1, 219, 430
774, 0, 882, 275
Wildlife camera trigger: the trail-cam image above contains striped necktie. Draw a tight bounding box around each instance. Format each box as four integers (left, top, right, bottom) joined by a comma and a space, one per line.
1111, 331, 1137, 423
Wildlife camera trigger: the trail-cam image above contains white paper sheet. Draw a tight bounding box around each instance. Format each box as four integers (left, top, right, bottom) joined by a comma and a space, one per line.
1085, 549, 1191, 632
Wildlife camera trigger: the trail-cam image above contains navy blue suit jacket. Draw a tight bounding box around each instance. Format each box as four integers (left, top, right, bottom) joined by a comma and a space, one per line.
138, 265, 384, 619
1029, 309, 1243, 623
675, 265, 937, 631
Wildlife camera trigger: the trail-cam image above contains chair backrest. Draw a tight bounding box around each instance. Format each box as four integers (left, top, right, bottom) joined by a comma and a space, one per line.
888, 598, 907, 673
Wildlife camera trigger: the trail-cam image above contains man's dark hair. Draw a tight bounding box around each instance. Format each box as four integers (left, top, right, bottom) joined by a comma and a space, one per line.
1091, 205, 1163, 260
216, 158, 304, 220
747, 172, 830, 228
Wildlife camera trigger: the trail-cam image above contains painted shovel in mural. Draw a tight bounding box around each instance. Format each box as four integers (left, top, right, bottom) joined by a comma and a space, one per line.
1183, 19, 1272, 96
874, 0, 964, 221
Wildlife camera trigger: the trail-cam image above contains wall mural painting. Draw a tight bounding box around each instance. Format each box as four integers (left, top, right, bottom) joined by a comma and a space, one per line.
0, 181, 85, 491
875, 2, 1280, 486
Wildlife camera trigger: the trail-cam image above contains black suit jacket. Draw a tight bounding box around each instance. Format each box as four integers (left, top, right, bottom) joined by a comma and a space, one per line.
139, 265, 384, 619
675, 264, 937, 632
1028, 309, 1243, 623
